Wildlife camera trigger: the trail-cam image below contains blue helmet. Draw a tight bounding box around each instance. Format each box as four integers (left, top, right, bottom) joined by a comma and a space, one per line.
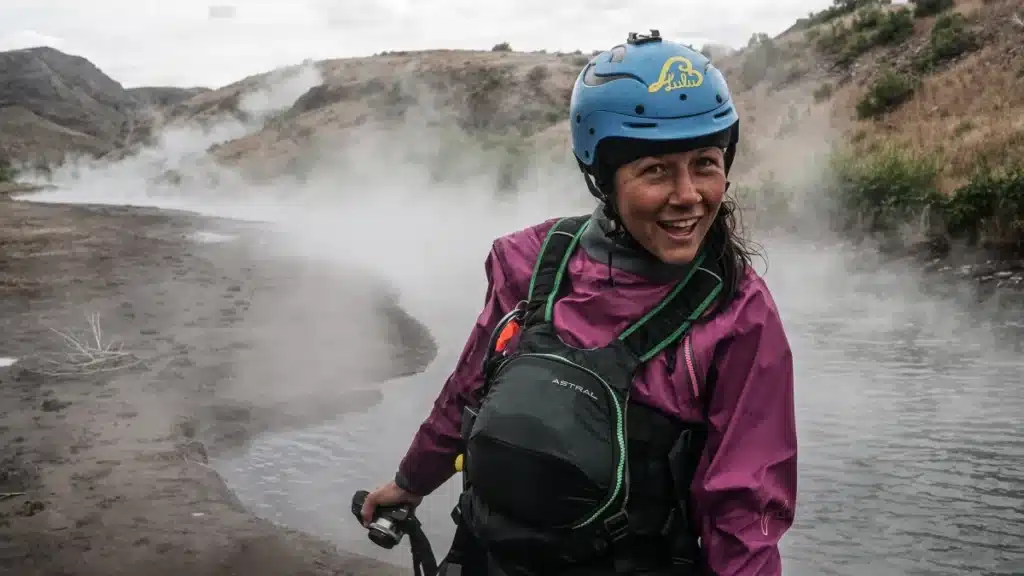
569, 31, 740, 186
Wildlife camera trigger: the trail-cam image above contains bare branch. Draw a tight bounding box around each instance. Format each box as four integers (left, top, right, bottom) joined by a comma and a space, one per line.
31, 313, 142, 377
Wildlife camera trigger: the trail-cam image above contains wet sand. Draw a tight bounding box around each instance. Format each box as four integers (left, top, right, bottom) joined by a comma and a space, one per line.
0, 195, 437, 576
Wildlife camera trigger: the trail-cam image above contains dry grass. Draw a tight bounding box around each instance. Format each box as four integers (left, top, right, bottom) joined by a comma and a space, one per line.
864, 45, 1024, 190
719, 0, 1024, 192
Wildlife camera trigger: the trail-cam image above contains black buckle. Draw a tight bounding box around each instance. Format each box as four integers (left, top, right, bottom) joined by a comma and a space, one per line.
603, 511, 630, 543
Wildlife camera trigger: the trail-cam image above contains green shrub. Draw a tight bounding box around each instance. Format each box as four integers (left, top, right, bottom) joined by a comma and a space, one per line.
0, 156, 16, 183
491, 42, 512, 52
526, 65, 549, 84
856, 69, 917, 118
739, 35, 785, 88
807, 0, 883, 27
910, 0, 954, 18
873, 8, 915, 44
852, 6, 886, 31
816, 6, 915, 66
830, 145, 943, 231
915, 13, 977, 70
815, 22, 849, 54
943, 164, 1024, 244
831, 145, 1024, 246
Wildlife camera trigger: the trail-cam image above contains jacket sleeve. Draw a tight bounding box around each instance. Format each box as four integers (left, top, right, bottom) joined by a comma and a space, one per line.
394, 244, 524, 496
692, 286, 798, 576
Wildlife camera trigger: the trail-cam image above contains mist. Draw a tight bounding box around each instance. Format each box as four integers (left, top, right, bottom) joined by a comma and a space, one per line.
15, 60, 595, 420
13, 51, 1023, 574
16, 50, 1016, 439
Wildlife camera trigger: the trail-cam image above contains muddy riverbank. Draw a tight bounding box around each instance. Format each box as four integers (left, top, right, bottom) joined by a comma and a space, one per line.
0, 197, 437, 576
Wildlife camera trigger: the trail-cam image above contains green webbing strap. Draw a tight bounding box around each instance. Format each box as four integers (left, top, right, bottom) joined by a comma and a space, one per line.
524, 214, 724, 363
524, 215, 591, 326
618, 250, 724, 362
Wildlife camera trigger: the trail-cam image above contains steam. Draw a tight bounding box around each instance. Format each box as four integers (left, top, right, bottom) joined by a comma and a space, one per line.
237, 61, 324, 118
17, 48, 1014, 362
11, 48, 1022, 574
13, 57, 593, 427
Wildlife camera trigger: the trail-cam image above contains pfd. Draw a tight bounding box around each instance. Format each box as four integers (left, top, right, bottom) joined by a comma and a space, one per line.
444, 215, 724, 576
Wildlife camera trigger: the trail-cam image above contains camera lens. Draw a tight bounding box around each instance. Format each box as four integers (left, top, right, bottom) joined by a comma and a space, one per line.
369, 528, 398, 549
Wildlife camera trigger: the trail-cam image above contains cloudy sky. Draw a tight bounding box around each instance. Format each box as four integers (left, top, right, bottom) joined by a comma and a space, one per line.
1, 0, 834, 88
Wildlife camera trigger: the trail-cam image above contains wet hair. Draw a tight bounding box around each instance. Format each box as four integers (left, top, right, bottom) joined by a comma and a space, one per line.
704, 192, 763, 306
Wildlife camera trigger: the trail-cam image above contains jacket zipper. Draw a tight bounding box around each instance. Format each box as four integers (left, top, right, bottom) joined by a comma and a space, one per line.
684, 335, 700, 404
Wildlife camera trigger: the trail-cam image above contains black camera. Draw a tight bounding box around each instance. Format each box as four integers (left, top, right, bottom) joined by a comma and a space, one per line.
351, 490, 413, 549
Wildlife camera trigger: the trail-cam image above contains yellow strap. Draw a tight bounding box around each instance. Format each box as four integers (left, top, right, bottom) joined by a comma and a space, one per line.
454, 453, 464, 472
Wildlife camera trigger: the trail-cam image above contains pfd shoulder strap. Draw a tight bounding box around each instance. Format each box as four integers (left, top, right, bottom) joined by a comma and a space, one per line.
523, 215, 591, 326
618, 250, 724, 363
523, 213, 724, 364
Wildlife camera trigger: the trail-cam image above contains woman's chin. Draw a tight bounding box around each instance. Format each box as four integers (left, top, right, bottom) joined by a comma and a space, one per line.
651, 232, 704, 265
655, 246, 699, 266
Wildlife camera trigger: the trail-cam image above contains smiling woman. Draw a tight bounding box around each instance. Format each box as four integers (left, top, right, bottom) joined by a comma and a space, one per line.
358, 30, 797, 576
605, 140, 731, 265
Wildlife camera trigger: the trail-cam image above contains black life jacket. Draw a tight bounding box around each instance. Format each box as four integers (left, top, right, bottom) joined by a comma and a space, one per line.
448, 214, 724, 576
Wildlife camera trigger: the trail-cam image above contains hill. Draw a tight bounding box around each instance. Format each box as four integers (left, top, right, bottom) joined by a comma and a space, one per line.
3, 0, 1022, 251
0, 46, 206, 168
148, 48, 592, 182
715, 0, 1024, 253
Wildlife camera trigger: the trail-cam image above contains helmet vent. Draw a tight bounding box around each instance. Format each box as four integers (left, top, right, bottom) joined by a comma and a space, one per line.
583, 63, 644, 87
713, 107, 734, 119
623, 122, 657, 129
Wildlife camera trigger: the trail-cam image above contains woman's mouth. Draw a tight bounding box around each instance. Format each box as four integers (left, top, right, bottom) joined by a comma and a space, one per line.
657, 216, 700, 240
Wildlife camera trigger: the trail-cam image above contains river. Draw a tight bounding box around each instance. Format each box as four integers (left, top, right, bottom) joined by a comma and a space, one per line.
16, 185, 1024, 576
209, 236, 1023, 576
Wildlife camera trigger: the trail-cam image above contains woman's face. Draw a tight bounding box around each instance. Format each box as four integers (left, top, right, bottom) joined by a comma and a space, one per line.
612, 146, 728, 265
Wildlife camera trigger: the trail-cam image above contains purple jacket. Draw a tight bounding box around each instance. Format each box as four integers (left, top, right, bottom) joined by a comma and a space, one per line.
397, 213, 798, 576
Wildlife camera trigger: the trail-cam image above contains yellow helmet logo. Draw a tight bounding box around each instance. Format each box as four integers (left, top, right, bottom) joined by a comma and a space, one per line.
648, 56, 705, 93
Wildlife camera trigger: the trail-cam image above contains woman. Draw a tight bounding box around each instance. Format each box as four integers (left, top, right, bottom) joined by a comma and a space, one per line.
361, 32, 797, 576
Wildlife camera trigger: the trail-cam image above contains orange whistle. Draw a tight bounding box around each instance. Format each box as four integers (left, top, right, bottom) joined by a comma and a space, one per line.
494, 319, 520, 353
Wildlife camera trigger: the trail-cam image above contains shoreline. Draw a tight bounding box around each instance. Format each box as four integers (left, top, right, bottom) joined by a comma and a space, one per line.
0, 197, 438, 576
2, 185, 1019, 576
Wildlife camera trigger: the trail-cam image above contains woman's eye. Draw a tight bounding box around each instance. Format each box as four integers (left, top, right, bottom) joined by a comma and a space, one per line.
643, 164, 667, 177
697, 157, 720, 170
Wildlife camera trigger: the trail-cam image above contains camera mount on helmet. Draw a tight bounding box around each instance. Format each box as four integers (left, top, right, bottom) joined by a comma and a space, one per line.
627, 29, 662, 45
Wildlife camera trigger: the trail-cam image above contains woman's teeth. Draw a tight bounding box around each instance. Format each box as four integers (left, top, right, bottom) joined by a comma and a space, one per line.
658, 218, 699, 235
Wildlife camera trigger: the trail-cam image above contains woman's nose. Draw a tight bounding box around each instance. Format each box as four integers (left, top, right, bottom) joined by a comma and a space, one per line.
669, 170, 703, 205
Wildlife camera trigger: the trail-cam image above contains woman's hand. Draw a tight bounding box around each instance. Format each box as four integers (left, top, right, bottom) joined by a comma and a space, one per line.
360, 481, 423, 525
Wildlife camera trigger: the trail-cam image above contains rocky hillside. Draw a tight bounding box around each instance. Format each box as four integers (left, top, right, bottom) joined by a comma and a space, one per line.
0, 46, 206, 168
127, 86, 210, 109
713, 0, 1023, 250
156, 49, 592, 181
718, 0, 1023, 188
3, 0, 1021, 248
151, 0, 1019, 193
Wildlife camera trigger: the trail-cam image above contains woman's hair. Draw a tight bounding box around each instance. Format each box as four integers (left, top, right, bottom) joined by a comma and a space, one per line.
706, 193, 766, 307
